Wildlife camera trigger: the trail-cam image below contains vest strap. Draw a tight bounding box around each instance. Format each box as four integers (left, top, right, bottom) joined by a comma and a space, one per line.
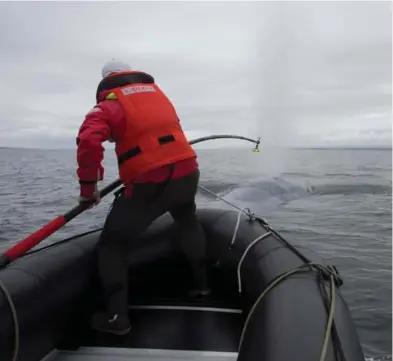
117, 134, 176, 165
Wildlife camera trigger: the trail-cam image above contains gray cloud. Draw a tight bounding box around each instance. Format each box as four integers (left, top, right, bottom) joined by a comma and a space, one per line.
0, 1, 391, 149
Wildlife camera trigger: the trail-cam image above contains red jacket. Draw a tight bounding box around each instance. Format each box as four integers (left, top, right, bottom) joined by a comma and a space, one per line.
76, 89, 198, 197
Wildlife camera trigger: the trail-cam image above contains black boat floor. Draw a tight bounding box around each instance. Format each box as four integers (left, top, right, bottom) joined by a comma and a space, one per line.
43, 259, 245, 360
59, 295, 243, 351
45, 295, 242, 361
88, 308, 240, 351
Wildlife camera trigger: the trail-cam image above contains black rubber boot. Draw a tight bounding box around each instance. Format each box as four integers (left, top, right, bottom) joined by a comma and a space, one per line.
90, 312, 131, 335
187, 288, 212, 298
187, 261, 211, 297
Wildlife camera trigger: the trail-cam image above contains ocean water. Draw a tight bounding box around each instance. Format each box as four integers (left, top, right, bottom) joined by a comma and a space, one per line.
0, 146, 391, 360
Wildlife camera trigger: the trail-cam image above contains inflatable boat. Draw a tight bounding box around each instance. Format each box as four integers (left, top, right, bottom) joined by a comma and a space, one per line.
0, 205, 366, 361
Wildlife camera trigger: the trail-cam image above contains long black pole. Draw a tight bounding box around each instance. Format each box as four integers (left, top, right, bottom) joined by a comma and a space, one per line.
0, 134, 260, 268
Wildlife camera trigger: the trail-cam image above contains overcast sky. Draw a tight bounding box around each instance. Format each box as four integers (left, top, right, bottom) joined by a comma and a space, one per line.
0, 1, 391, 149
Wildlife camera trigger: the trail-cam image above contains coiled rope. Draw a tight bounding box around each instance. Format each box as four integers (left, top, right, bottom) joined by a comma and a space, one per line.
197, 185, 345, 361
237, 264, 338, 361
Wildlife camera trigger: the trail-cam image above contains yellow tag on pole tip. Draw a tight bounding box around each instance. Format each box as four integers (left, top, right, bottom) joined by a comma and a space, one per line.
252, 137, 261, 152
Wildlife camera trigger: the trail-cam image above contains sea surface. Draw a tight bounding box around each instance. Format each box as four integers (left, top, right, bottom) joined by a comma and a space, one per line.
0, 146, 391, 360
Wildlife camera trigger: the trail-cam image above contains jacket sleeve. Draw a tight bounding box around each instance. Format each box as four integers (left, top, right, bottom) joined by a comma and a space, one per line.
76, 105, 111, 184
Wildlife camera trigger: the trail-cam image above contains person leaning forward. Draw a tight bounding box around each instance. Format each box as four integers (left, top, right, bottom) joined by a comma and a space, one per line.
76, 59, 211, 335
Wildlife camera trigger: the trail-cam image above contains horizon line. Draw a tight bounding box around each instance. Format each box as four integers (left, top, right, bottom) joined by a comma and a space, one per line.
0, 145, 391, 151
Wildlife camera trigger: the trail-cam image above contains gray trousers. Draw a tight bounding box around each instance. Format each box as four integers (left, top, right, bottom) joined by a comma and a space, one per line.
96, 169, 207, 315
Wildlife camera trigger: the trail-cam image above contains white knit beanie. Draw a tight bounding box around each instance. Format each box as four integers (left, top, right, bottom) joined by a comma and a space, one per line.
101, 59, 132, 78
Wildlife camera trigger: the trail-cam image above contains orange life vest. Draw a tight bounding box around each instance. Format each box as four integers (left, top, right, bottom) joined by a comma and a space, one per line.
103, 72, 196, 183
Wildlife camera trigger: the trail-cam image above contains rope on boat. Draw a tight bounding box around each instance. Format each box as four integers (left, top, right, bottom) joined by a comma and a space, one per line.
197, 185, 346, 361
238, 264, 339, 361
0, 279, 19, 361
